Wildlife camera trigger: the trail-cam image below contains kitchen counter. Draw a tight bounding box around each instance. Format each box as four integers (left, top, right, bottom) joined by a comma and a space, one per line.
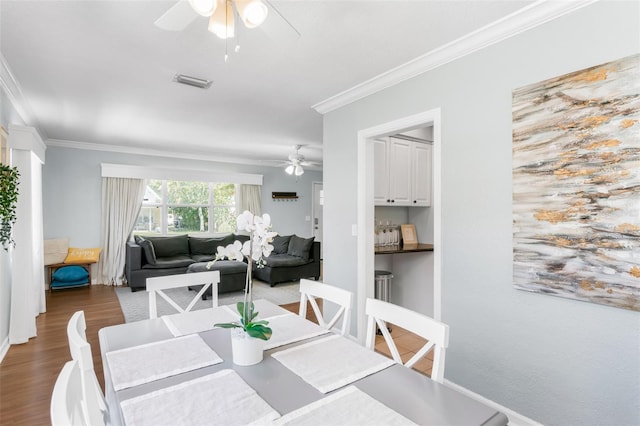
375, 243, 434, 255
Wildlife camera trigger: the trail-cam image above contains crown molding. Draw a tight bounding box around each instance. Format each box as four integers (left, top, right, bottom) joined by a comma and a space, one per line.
0, 53, 45, 137
46, 138, 323, 170
312, 0, 598, 114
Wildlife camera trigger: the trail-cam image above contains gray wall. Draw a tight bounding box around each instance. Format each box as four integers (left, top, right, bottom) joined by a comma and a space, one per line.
42, 146, 322, 248
323, 2, 639, 425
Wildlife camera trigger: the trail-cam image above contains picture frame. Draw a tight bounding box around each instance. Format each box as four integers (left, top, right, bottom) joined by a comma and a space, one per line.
401, 224, 417, 246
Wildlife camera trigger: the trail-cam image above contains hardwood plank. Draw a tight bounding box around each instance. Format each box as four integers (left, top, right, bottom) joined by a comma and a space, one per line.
0, 285, 124, 426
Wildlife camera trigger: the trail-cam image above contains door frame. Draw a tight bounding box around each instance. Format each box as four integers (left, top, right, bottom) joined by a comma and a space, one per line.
355, 108, 442, 341
311, 181, 323, 250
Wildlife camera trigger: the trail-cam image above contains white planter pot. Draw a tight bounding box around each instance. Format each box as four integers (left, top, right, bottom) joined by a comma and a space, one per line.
230, 328, 265, 366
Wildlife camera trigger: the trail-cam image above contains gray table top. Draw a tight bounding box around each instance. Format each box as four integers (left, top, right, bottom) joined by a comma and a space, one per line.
99, 309, 508, 426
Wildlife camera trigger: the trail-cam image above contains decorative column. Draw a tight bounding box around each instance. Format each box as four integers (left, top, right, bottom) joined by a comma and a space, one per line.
8, 125, 46, 344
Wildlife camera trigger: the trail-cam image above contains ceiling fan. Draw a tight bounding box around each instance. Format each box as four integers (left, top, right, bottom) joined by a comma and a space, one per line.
281, 145, 319, 176
155, 0, 299, 56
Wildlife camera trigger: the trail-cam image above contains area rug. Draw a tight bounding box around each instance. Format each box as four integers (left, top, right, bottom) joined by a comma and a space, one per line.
115, 279, 300, 323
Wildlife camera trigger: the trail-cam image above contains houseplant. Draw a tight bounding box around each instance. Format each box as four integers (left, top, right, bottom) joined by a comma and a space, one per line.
208, 210, 277, 365
0, 164, 20, 251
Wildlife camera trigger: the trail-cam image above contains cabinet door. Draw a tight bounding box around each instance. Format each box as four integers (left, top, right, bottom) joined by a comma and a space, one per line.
412, 143, 432, 206
373, 139, 389, 205
388, 138, 412, 206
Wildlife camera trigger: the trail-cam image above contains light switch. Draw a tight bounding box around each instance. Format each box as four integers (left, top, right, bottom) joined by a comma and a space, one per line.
305, 216, 311, 221
351, 224, 358, 236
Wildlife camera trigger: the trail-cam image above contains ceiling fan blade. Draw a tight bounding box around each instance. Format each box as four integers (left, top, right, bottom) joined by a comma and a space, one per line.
259, 0, 301, 43
155, 0, 199, 31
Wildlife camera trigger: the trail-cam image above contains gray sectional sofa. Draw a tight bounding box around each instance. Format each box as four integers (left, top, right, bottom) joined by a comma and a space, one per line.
124, 233, 320, 293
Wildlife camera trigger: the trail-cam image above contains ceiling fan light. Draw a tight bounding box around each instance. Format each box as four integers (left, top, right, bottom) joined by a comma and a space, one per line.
295, 165, 304, 176
208, 0, 235, 39
189, 0, 217, 17
235, 0, 268, 28
285, 165, 295, 175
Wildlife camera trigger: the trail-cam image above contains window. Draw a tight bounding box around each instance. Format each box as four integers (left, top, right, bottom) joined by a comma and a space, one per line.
134, 180, 236, 236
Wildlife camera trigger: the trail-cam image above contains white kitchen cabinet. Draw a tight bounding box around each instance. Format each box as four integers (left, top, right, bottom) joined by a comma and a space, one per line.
412, 142, 432, 206
374, 137, 431, 207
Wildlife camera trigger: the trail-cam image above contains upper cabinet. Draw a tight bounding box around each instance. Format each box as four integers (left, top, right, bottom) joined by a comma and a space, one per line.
374, 137, 432, 207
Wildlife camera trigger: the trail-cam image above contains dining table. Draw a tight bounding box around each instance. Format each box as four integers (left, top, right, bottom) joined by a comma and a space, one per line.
99, 298, 508, 426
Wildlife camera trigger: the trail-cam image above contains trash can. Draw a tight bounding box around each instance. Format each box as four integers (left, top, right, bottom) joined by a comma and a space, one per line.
374, 270, 393, 302
374, 270, 393, 334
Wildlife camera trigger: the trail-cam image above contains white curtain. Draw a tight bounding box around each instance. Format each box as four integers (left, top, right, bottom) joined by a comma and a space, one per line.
237, 184, 262, 215
97, 177, 145, 285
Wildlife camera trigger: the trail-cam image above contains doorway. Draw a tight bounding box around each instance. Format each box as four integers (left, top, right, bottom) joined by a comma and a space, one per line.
355, 108, 442, 341
311, 182, 323, 258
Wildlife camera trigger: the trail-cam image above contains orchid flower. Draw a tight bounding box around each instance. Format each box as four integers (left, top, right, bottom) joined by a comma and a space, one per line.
209, 210, 278, 340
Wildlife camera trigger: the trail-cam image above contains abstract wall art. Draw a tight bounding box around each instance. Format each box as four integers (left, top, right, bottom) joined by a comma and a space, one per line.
512, 54, 640, 311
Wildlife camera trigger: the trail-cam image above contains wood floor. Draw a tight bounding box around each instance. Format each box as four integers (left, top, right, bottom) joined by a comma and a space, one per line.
0, 285, 431, 426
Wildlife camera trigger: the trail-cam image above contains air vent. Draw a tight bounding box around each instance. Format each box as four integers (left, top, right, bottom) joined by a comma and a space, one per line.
173, 74, 212, 89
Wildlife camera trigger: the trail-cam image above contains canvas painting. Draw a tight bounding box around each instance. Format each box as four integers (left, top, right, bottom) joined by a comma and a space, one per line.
512, 54, 640, 312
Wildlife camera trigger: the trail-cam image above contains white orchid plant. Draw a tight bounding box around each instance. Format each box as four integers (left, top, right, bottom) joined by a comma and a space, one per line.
207, 210, 277, 340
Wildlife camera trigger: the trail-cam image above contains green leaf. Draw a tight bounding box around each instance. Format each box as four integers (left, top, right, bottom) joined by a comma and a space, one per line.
245, 324, 272, 340
214, 322, 241, 329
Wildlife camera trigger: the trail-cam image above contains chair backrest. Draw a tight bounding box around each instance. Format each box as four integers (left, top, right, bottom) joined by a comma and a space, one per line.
146, 271, 220, 319
299, 279, 353, 336
51, 360, 86, 426
364, 298, 449, 383
66, 311, 107, 426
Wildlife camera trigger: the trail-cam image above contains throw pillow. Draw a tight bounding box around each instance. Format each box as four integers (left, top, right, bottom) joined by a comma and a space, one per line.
137, 237, 157, 265
271, 235, 291, 255
287, 235, 315, 261
64, 247, 101, 263
52, 265, 89, 282
44, 238, 69, 265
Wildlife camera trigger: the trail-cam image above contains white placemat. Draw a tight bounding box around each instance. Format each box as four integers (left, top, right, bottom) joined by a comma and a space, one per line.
223, 298, 291, 320
272, 334, 395, 393
273, 386, 416, 426
121, 369, 280, 426
106, 334, 222, 391
263, 313, 330, 350
161, 307, 239, 337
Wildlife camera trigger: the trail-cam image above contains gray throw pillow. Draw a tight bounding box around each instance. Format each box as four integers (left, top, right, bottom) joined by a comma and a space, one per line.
271, 235, 291, 255
137, 237, 157, 265
144, 234, 189, 258
287, 235, 315, 261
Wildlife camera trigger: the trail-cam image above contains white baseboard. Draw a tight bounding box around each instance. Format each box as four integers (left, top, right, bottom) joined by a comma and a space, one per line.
444, 379, 542, 426
0, 336, 9, 364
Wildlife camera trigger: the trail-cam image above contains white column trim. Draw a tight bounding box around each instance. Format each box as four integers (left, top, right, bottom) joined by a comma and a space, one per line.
7, 125, 46, 163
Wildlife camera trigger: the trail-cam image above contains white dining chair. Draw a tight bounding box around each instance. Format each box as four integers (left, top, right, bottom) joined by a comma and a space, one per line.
51, 360, 86, 426
146, 270, 220, 319
365, 298, 449, 383
299, 279, 353, 336
66, 311, 107, 426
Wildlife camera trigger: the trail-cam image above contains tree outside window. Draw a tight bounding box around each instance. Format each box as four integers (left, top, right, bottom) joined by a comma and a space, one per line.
134, 180, 236, 236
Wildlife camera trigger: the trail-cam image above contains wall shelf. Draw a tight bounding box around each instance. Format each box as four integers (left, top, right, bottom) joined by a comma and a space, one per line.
272, 191, 299, 201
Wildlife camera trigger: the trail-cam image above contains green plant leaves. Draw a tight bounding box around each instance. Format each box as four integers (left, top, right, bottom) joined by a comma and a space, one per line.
0, 165, 20, 251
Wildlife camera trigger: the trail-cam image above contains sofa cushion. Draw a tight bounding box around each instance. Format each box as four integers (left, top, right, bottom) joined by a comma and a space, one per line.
142, 255, 195, 269
143, 235, 190, 258
263, 254, 308, 268
188, 260, 247, 275
51, 278, 89, 288
188, 235, 234, 256
52, 265, 89, 282
136, 237, 157, 265
271, 235, 291, 255
191, 254, 216, 263
287, 235, 315, 261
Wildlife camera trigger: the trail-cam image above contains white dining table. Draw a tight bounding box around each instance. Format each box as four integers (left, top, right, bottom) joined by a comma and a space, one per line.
99, 299, 508, 426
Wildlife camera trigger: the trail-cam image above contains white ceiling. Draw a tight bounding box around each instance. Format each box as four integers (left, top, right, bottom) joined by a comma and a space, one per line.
0, 0, 534, 168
